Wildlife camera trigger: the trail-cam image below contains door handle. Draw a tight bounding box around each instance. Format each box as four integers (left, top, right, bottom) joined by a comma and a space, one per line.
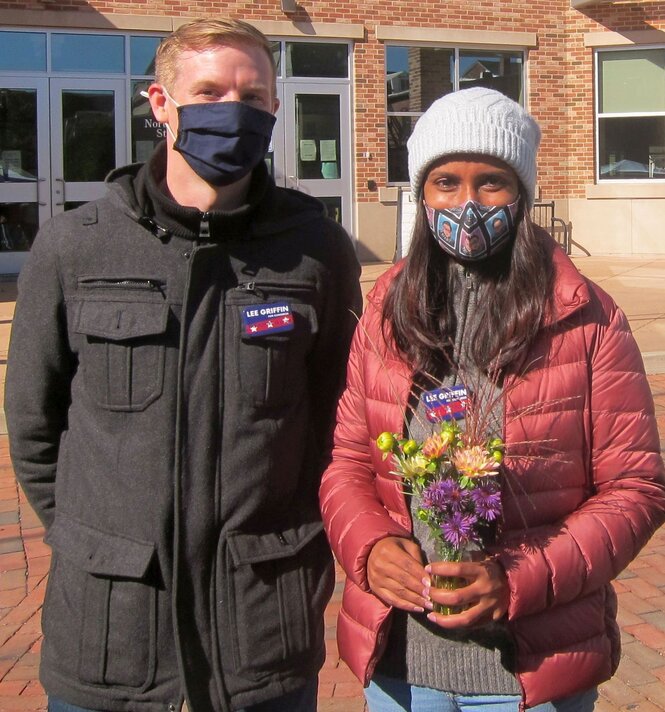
54, 177, 66, 206
35, 177, 47, 206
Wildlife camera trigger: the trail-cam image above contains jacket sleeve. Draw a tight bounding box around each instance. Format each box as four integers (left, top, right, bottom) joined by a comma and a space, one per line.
308, 222, 363, 472
5, 223, 76, 530
497, 298, 665, 620
320, 296, 412, 592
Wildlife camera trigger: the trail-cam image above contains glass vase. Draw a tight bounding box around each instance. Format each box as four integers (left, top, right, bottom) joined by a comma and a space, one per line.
430, 540, 473, 615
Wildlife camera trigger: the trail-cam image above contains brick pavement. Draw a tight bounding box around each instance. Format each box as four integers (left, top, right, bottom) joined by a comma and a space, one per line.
1, 384, 664, 712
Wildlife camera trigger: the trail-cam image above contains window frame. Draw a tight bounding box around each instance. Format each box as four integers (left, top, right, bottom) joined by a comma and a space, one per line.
594, 45, 665, 184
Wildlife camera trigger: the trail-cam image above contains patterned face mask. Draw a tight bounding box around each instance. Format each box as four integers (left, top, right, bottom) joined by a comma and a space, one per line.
424, 197, 520, 263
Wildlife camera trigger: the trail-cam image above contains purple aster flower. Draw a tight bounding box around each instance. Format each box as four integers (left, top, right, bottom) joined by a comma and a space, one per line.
422, 478, 469, 513
440, 511, 477, 548
471, 483, 502, 522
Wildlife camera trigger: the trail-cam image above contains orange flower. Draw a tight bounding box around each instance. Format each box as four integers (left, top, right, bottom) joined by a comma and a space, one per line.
421, 432, 452, 459
452, 445, 499, 479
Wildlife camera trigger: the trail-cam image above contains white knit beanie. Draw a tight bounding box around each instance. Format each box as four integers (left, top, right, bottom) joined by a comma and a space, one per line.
407, 87, 541, 207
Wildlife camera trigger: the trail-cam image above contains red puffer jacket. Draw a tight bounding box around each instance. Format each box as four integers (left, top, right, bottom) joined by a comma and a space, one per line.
320, 237, 665, 709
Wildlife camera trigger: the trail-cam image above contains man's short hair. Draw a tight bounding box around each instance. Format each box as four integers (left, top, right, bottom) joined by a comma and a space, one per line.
155, 18, 276, 92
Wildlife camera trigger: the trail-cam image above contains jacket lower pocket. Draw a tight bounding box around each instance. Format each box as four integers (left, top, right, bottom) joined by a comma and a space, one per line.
43, 515, 158, 691
220, 522, 333, 679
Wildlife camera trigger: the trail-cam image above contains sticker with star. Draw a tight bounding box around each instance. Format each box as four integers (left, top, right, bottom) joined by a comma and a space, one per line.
421, 385, 468, 422
241, 302, 295, 337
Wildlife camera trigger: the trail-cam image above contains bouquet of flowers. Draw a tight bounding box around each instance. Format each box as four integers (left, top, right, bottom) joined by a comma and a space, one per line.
376, 419, 504, 613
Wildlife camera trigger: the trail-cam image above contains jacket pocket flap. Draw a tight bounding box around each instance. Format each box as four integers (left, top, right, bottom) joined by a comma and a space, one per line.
45, 515, 155, 578
75, 301, 169, 341
227, 520, 324, 566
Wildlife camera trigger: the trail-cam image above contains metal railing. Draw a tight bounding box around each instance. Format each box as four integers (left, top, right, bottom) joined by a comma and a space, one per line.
531, 200, 570, 254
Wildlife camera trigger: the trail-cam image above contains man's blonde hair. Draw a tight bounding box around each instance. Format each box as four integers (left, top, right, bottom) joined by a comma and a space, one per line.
155, 18, 276, 92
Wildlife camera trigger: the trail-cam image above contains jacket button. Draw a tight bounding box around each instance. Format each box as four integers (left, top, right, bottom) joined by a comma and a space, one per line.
168, 704, 177, 712
182, 251, 191, 259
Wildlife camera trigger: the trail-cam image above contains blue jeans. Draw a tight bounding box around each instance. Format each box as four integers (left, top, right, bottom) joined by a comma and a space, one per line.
365, 674, 598, 712
49, 679, 319, 712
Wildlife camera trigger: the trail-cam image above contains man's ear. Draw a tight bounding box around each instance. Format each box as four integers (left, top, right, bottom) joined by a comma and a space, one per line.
148, 83, 169, 124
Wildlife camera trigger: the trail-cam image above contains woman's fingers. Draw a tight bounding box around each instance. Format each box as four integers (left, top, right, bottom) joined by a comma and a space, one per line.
367, 537, 432, 612
424, 559, 509, 628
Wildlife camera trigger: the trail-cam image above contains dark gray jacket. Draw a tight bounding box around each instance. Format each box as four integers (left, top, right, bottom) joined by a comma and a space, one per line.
5, 155, 362, 711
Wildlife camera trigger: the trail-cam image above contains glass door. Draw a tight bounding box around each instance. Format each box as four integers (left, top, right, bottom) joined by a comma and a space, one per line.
278, 83, 352, 236
49, 78, 126, 214
0, 78, 49, 273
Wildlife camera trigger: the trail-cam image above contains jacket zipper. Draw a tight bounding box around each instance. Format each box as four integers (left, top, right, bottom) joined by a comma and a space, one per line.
199, 212, 211, 240
78, 278, 164, 293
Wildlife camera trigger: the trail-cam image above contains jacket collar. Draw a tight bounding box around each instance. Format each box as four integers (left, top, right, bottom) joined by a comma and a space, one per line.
105, 142, 326, 241
543, 235, 591, 327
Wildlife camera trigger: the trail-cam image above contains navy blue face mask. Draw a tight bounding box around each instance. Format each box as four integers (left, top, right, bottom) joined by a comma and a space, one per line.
164, 90, 276, 186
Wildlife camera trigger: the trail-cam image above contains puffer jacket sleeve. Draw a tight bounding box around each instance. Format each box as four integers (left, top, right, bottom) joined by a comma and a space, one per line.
5, 221, 76, 530
497, 289, 665, 620
320, 292, 412, 593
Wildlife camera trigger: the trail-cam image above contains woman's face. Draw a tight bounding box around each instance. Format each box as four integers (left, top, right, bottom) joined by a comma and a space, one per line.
422, 154, 519, 210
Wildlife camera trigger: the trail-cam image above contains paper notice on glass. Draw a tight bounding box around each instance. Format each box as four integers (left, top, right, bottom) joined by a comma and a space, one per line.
300, 140, 317, 161
320, 140, 337, 162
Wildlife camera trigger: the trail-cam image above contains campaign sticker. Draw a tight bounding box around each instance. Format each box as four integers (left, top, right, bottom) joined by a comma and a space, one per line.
242, 302, 294, 337
421, 385, 468, 422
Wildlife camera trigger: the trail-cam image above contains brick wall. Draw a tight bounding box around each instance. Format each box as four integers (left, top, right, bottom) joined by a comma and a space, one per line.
3, 0, 664, 204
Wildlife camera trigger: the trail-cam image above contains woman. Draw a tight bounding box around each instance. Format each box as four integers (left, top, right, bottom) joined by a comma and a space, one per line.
319, 88, 665, 711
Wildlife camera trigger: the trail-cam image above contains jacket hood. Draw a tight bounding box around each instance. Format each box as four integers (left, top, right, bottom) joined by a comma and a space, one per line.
367, 230, 590, 328
104, 143, 327, 239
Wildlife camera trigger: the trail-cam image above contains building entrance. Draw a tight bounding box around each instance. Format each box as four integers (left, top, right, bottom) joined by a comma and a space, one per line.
0, 77, 126, 273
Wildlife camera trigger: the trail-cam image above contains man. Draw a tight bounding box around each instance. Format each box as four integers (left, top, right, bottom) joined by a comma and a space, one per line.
5, 18, 361, 712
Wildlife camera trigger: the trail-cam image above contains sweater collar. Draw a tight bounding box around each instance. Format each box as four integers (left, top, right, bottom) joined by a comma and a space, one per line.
139, 142, 269, 242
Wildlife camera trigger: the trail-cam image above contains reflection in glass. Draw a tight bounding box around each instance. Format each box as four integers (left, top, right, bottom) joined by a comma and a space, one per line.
459, 51, 523, 104
270, 41, 282, 77
387, 116, 419, 183
386, 47, 454, 113
0, 203, 38, 251
295, 95, 341, 180
52, 33, 125, 73
286, 43, 348, 78
599, 116, 665, 180
130, 36, 162, 76
131, 81, 166, 163
0, 89, 38, 182
0, 32, 47, 72
599, 49, 665, 114
62, 91, 115, 182
320, 197, 342, 224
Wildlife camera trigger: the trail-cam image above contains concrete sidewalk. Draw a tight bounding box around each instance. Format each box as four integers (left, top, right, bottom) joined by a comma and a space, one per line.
1, 255, 665, 711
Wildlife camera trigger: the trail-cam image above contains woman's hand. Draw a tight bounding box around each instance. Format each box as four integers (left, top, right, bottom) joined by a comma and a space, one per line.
424, 558, 510, 628
367, 536, 432, 613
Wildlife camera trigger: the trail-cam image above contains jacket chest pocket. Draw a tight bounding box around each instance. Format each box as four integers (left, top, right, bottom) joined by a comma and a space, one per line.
226, 282, 319, 409
74, 278, 169, 412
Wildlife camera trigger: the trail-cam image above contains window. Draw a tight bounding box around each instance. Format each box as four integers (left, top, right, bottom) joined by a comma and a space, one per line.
386, 45, 525, 183
0, 32, 47, 72
596, 48, 665, 181
285, 42, 349, 78
52, 33, 125, 73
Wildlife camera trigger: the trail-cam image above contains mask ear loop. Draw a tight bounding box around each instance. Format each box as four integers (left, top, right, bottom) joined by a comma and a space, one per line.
140, 88, 178, 141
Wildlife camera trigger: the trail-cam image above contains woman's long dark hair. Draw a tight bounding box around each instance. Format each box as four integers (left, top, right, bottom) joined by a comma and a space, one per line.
382, 191, 554, 379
